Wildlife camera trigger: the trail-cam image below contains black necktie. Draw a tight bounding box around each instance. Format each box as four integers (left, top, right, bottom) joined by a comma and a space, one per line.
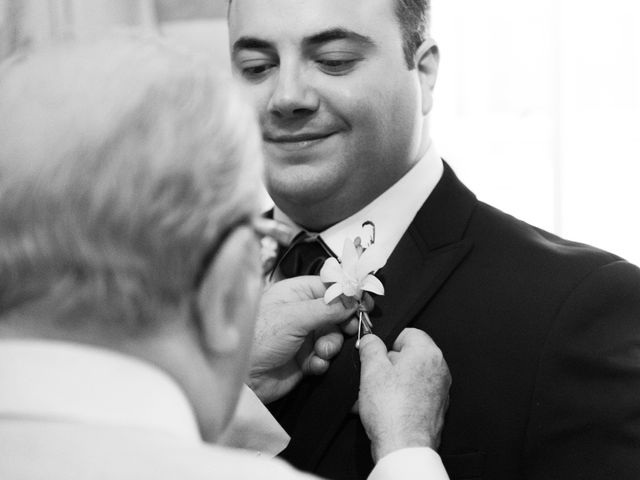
275, 231, 335, 278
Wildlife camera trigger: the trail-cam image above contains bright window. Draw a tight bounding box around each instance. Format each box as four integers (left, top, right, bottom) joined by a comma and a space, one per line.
431, 0, 640, 265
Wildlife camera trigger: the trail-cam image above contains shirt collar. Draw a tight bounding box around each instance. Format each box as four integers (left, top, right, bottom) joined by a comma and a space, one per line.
0, 339, 200, 443
274, 142, 443, 264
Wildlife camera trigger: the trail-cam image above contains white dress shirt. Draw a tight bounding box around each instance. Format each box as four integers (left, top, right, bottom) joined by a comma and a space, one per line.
0, 340, 449, 479
275, 142, 444, 264
0, 339, 201, 443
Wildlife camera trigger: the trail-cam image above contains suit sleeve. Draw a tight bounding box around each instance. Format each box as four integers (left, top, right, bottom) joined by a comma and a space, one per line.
524, 260, 640, 479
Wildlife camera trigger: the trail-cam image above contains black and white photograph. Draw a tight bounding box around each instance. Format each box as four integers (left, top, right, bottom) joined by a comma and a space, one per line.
1, 1, 639, 479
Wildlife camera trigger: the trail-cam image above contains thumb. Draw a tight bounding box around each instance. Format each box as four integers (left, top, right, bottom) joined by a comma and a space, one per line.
278, 275, 332, 300
293, 297, 356, 333
358, 334, 389, 372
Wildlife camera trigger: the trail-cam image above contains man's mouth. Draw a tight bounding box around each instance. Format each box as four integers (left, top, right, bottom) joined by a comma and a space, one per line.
263, 131, 336, 150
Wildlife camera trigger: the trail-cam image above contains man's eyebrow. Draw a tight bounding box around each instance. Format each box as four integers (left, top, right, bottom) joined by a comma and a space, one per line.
232, 37, 273, 54
304, 28, 375, 48
231, 29, 374, 55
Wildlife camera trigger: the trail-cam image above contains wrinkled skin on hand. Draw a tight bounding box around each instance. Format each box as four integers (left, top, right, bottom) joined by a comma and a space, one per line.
357, 328, 451, 462
248, 276, 357, 404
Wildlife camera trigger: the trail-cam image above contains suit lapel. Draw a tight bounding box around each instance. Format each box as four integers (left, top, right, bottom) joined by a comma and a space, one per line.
281, 163, 477, 470
372, 161, 478, 345
373, 235, 473, 347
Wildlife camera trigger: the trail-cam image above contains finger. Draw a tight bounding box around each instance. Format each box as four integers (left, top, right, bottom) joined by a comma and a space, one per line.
295, 333, 315, 372
340, 317, 359, 336
391, 329, 448, 376
290, 297, 357, 333
314, 330, 344, 360
358, 334, 389, 371
360, 293, 375, 312
281, 275, 336, 301
391, 327, 437, 353
301, 355, 330, 375
387, 350, 401, 365
340, 295, 358, 309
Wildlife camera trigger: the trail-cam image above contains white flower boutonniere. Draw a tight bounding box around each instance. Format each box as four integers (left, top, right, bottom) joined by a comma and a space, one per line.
320, 236, 386, 347
320, 237, 385, 302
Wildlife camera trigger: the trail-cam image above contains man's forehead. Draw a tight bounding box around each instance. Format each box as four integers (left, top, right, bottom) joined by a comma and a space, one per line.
228, 0, 397, 42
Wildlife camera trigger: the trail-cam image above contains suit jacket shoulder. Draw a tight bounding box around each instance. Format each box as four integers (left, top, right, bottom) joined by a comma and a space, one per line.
415, 165, 640, 479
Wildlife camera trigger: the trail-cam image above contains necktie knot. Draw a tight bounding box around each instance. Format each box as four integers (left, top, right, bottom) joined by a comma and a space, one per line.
276, 231, 335, 278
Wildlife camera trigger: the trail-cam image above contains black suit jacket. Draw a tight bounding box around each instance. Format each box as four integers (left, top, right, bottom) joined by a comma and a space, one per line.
269, 163, 640, 480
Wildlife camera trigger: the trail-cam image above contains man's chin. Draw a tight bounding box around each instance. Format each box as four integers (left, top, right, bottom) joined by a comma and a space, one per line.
268, 169, 337, 198
269, 186, 326, 210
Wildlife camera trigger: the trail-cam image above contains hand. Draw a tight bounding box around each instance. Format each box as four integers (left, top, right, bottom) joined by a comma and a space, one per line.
248, 276, 356, 404
357, 328, 451, 463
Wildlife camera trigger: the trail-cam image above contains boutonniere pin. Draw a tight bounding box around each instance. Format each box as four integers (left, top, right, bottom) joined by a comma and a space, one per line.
320, 235, 385, 348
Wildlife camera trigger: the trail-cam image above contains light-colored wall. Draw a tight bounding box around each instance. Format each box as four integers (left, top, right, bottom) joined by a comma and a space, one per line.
155, 0, 229, 68
0, 0, 156, 60
155, 0, 226, 21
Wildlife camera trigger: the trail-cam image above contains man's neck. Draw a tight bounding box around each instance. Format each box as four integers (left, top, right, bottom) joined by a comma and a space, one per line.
280, 197, 370, 232
274, 144, 443, 266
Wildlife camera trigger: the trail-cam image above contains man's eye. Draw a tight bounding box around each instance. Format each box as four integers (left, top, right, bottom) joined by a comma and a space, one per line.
316, 58, 359, 75
239, 62, 277, 80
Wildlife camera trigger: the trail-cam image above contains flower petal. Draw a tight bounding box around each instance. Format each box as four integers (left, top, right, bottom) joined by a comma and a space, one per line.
356, 243, 387, 279
319, 257, 343, 283
324, 283, 345, 304
361, 274, 385, 296
341, 238, 359, 277
342, 281, 362, 299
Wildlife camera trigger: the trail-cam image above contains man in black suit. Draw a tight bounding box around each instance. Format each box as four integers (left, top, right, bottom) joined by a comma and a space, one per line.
228, 0, 640, 478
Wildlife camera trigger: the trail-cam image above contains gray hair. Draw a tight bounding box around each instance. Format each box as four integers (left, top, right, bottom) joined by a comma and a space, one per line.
0, 34, 262, 333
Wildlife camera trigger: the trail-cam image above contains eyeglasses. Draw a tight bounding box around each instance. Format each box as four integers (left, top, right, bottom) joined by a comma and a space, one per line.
194, 216, 288, 288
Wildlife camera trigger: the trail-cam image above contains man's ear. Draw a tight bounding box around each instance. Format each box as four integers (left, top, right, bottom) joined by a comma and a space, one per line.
415, 38, 440, 115
196, 225, 262, 358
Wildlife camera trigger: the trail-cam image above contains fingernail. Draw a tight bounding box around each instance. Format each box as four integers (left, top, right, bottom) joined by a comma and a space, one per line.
355, 331, 371, 349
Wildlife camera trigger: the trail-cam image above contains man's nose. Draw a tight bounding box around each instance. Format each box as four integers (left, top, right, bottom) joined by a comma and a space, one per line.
267, 66, 319, 118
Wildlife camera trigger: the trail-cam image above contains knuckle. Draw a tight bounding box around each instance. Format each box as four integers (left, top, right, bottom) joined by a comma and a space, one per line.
427, 345, 445, 365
